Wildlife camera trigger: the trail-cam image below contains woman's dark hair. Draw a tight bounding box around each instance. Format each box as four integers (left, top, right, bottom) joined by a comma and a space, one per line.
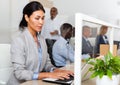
19, 1, 45, 30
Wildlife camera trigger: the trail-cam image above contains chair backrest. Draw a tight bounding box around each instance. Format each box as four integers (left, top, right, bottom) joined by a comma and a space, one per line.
0, 44, 13, 85
45, 39, 57, 67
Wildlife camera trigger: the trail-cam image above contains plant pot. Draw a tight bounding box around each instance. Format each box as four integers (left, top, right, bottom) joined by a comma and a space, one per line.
96, 75, 120, 85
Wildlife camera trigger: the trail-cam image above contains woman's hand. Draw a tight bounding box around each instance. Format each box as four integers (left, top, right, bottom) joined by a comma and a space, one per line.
38, 69, 74, 80
53, 69, 74, 79
48, 72, 71, 80
54, 69, 74, 76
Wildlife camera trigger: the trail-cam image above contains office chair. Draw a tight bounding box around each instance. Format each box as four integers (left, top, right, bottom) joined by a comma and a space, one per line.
45, 39, 58, 67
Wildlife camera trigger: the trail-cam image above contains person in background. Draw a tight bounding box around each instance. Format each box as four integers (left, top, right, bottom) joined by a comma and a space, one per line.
95, 25, 109, 54
82, 26, 93, 57
41, 6, 64, 41
41, 7, 64, 65
7, 1, 73, 85
52, 23, 74, 67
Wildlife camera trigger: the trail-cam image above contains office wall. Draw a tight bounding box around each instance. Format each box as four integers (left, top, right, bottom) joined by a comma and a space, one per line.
53, 0, 120, 25
0, 0, 11, 43
0, 0, 10, 29
0, 0, 29, 43
53, 0, 120, 41
0, 0, 28, 30
10, 0, 29, 30
1, 0, 120, 27
1, 0, 120, 29
114, 29, 120, 41
0, 0, 120, 43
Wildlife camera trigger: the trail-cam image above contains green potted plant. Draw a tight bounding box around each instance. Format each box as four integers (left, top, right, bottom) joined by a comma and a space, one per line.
85, 52, 120, 85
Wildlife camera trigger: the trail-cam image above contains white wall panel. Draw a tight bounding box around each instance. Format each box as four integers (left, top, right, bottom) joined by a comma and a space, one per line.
0, 0, 10, 29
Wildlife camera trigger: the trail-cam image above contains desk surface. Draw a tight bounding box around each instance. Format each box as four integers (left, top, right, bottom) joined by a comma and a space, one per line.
20, 80, 60, 85
21, 78, 98, 85
82, 79, 96, 85
20, 64, 74, 85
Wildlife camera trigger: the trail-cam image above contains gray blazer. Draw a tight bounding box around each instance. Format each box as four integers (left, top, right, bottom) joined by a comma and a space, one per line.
82, 37, 93, 54
7, 29, 55, 85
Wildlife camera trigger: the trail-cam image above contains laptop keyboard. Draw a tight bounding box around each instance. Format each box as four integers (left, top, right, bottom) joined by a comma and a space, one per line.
42, 75, 74, 85
56, 75, 74, 82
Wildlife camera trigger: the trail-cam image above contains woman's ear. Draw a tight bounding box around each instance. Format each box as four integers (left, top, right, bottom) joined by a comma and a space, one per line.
24, 14, 29, 22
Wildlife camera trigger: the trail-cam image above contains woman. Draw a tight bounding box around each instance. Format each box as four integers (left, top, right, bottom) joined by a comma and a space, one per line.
7, 1, 73, 85
95, 25, 109, 54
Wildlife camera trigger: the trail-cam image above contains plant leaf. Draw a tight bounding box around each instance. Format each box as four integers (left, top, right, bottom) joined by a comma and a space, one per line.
108, 51, 113, 59
99, 71, 104, 78
84, 51, 120, 79
107, 69, 112, 79
90, 71, 99, 78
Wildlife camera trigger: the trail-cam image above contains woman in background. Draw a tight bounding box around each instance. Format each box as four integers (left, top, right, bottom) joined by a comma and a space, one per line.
95, 25, 109, 54
7, 1, 73, 85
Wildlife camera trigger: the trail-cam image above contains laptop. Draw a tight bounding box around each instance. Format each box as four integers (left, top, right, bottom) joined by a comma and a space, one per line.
42, 75, 74, 85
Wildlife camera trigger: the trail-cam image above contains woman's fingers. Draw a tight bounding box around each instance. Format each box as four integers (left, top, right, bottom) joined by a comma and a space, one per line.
48, 70, 74, 80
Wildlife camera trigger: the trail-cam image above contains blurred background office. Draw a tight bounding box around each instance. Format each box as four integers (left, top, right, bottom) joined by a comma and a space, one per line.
1, 0, 120, 44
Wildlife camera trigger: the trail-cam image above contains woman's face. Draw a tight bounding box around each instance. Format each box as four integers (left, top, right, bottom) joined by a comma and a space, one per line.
103, 28, 108, 34
25, 10, 45, 33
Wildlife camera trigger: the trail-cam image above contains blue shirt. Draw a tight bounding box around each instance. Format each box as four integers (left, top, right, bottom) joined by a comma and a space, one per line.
52, 36, 74, 67
32, 47, 42, 80
32, 41, 55, 80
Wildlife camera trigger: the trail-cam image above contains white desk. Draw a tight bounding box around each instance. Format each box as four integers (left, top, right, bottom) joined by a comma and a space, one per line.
20, 64, 74, 85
